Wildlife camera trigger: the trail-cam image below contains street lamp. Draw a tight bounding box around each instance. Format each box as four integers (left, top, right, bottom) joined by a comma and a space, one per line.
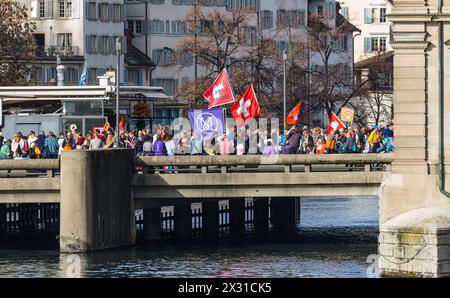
283, 49, 288, 130
115, 38, 121, 148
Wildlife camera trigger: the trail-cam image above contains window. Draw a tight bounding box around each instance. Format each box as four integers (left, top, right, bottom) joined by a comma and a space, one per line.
151, 20, 165, 33
244, 27, 257, 46
65, 67, 79, 85
66, 1, 72, 17
151, 78, 179, 96
98, 35, 110, 55
260, 10, 273, 29
59, 0, 65, 18
178, 50, 193, 66
172, 20, 187, 35
135, 20, 142, 34
87, 35, 98, 54
379, 37, 387, 51
364, 37, 387, 53
58, 0, 72, 18
317, 5, 323, 16
380, 8, 387, 23
341, 7, 349, 19
57, 33, 72, 49
365, 7, 388, 24
98, 3, 109, 21
87, 2, 96, 20
277, 9, 305, 28
88, 68, 98, 84
113, 4, 122, 22
39, 1, 45, 18
152, 48, 176, 66
127, 20, 134, 33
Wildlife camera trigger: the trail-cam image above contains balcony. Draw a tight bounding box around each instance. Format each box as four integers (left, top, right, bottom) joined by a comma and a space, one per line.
36, 45, 80, 58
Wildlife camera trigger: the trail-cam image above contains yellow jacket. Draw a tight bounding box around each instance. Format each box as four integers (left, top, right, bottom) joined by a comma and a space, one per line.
368, 131, 378, 146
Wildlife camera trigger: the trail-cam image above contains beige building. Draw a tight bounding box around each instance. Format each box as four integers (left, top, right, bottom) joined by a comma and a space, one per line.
338, 0, 393, 62
19, 0, 127, 85
379, 0, 450, 277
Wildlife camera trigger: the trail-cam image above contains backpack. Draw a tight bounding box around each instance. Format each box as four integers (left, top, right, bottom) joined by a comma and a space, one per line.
21, 140, 30, 154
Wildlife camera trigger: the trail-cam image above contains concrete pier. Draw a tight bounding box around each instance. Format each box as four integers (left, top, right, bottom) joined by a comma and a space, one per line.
254, 198, 269, 242
378, 0, 450, 277
270, 198, 300, 241
229, 199, 245, 243
174, 203, 192, 243
143, 207, 161, 243
202, 201, 219, 244
59, 149, 135, 253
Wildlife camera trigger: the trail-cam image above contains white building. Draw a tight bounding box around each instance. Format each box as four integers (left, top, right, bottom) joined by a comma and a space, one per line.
19, 0, 126, 85
338, 0, 393, 62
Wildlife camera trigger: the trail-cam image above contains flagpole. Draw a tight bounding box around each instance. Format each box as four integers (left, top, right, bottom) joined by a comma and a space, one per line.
115, 39, 121, 148
283, 50, 288, 130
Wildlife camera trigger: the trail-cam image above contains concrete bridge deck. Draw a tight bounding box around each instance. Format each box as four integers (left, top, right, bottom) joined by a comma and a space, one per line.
132, 154, 393, 208
0, 159, 60, 203
0, 153, 393, 206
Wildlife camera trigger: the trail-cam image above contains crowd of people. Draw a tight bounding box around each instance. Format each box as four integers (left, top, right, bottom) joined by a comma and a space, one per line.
0, 122, 394, 160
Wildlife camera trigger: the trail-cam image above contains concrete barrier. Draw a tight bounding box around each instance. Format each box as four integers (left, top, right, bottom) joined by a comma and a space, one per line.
59, 149, 135, 253
135, 153, 394, 167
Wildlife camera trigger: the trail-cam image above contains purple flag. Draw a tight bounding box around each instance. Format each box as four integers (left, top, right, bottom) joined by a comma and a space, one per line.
188, 108, 225, 141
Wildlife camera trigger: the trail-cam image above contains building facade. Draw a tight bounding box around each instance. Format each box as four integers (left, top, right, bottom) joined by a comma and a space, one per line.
338, 0, 393, 62
20, 0, 127, 85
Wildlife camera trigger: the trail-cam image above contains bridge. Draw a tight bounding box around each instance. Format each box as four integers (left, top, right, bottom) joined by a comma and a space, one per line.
0, 151, 392, 252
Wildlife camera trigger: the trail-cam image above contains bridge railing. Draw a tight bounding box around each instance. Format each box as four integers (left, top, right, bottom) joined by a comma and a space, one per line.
134, 153, 394, 174
0, 159, 60, 178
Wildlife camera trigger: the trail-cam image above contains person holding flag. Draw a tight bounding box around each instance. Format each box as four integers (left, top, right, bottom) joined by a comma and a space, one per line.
230, 84, 260, 127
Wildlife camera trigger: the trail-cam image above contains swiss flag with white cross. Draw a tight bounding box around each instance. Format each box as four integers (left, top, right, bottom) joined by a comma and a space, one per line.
327, 112, 346, 134
230, 84, 260, 127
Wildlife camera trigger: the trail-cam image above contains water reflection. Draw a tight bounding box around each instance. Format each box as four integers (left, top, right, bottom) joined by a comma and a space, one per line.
0, 196, 379, 278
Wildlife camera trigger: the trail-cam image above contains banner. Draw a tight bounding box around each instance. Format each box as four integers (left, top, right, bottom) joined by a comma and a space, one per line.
188, 108, 225, 140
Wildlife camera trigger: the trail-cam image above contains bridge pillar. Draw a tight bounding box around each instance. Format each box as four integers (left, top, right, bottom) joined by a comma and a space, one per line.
270, 198, 300, 241
254, 198, 269, 242
59, 149, 135, 253
143, 207, 161, 243
202, 201, 219, 244
229, 199, 245, 243
174, 202, 192, 244
379, 0, 450, 277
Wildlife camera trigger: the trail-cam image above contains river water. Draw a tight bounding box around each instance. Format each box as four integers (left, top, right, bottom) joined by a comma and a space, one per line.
0, 197, 379, 278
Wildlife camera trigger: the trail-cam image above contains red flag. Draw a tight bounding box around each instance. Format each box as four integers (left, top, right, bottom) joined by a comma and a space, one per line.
230, 84, 260, 126
286, 102, 302, 125
327, 112, 346, 134
119, 116, 125, 130
203, 68, 235, 109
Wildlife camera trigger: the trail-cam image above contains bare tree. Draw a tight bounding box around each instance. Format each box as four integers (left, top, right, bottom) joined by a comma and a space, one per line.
0, 0, 37, 86
351, 51, 394, 126
293, 12, 364, 124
